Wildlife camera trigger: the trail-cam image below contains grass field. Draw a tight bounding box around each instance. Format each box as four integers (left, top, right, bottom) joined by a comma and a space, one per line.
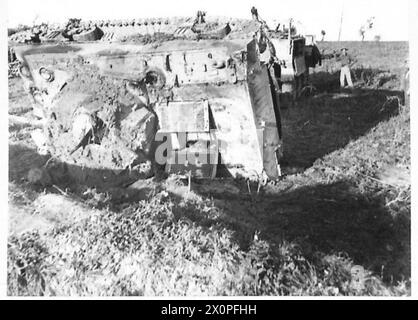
7, 41, 410, 296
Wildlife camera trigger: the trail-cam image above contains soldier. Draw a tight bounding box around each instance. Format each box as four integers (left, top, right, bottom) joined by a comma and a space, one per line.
251, 7, 259, 21
338, 47, 354, 89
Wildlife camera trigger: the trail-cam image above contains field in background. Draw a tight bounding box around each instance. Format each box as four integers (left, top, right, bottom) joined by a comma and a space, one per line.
7, 41, 410, 296
314, 41, 408, 90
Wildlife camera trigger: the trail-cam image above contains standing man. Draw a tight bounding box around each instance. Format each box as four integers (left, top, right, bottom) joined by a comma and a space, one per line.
339, 47, 354, 88
251, 7, 259, 21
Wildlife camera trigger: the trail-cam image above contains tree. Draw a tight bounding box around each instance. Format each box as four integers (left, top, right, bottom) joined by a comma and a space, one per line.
359, 26, 366, 41
374, 35, 381, 42
359, 17, 374, 41
321, 30, 326, 41
367, 17, 375, 29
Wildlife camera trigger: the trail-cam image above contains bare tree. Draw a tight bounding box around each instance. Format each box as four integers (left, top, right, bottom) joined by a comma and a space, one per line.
359, 17, 374, 41
359, 26, 366, 41
367, 17, 375, 29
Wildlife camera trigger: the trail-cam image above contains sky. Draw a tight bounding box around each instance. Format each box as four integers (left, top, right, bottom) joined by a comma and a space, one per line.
5, 0, 410, 41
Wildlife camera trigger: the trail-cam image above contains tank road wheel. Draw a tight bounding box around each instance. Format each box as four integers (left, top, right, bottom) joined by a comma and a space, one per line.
143, 67, 166, 89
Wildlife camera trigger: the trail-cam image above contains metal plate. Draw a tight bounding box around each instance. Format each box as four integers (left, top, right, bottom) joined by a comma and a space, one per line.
156, 100, 209, 133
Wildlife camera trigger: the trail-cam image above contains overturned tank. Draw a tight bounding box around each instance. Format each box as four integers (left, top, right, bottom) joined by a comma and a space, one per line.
13, 32, 283, 187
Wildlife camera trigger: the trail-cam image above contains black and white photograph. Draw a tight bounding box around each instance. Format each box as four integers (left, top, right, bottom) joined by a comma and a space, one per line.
1, 0, 415, 299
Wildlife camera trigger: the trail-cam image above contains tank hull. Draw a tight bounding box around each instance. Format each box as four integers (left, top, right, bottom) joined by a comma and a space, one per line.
13, 39, 283, 185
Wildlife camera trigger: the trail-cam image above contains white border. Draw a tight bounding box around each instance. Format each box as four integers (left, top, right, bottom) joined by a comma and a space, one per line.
1, 0, 10, 299
1, 0, 417, 300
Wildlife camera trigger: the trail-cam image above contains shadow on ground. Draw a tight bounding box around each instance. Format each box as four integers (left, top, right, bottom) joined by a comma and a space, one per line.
177, 178, 410, 284
8, 140, 410, 285
8, 143, 158, 206
281, 82, 403, 171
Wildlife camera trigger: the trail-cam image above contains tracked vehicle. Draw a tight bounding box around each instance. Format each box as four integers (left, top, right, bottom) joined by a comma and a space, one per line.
12, 19, 284, 187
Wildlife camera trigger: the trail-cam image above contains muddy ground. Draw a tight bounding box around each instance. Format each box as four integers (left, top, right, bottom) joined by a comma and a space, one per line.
7, 41, 410, 296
